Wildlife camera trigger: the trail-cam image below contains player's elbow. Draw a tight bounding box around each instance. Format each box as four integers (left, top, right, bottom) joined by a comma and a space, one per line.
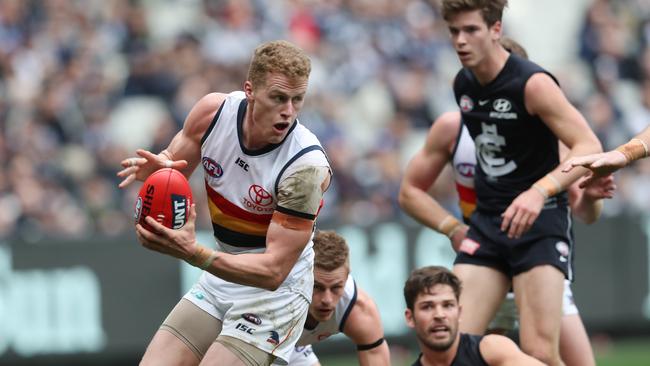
260, 268, 289, 291
585, 133, 603, 153
398, 184, 415, 210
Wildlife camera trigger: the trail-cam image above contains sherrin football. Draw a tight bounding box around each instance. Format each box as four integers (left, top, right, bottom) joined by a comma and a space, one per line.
134, 168, 192, 231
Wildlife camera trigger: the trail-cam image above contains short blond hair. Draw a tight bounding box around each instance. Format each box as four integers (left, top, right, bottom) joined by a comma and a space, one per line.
441, 0, 508, 27
313, 230, 349, 272
247, 40, 311, 88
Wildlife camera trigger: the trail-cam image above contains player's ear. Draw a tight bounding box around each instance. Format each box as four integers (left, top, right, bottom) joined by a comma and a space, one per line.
244, 80, 254, 100
490, 20, 502, 40
405, 308, 415, 328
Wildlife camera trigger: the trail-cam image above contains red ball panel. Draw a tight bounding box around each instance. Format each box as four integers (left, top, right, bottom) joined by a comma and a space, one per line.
134, 168, 193, 231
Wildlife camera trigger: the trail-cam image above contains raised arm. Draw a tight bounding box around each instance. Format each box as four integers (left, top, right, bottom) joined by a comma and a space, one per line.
117, 93, 226, 187
479, 334, 545, 366
398, 112, 467, 251
342, 288, 390, 366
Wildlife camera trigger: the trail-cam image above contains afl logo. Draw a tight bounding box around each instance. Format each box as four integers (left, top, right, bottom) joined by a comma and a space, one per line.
455, 163, 475, 178
202, 157, 223, 178
460, 95, 474, 112
242, 313, 262, 326
493, 98, 512, 112
134, 197, 143, 221
249, 185, 273, 206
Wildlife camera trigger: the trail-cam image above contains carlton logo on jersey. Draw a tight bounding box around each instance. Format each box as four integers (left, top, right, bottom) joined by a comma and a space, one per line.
475, 122, 517, 177
202, 157, 223, 178
489, 98, 517, 119
242, 184, 274, 213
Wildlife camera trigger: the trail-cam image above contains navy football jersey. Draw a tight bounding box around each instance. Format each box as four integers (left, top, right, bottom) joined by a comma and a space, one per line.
410, 333, 488, 366
453, 54, 568, 213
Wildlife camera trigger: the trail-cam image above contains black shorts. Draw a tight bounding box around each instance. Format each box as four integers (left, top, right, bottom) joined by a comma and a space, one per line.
454, 205, 574, 280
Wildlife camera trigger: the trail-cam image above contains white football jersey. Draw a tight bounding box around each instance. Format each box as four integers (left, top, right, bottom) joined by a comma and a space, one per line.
296, 274, 357, 346
198, 91, 330, 300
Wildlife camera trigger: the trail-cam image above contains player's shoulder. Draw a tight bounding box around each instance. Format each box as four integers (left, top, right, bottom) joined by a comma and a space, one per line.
478, 334, 518, 361
346, 286, 380, 325
424, 111, 462, 148
196, 92, 228, 109
436, 111, 462, 128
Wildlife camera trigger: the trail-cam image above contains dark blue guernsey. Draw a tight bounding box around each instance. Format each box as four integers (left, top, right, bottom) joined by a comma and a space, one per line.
411, 333, 489, 366
453, 54, 568, 213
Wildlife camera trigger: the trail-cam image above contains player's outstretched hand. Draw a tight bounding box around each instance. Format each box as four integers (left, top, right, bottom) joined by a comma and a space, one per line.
500, 188, 545, 239
580, 173, 616, 200
135, 203, 199, 261
117, 149, 188, 188
562, 150, 627, 188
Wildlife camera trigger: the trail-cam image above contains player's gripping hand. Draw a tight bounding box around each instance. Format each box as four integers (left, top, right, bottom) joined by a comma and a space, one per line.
135, 203, 199, 261
500, 188, 546, 239
562, 150, 627, 188
117, 149, 188, 188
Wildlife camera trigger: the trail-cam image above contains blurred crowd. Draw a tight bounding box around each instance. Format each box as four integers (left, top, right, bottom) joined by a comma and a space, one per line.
0, 0, 649, 241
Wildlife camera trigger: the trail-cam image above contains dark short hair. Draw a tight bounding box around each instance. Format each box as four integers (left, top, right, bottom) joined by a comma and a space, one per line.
403, 266, 462, 310
441, 0, 509, 27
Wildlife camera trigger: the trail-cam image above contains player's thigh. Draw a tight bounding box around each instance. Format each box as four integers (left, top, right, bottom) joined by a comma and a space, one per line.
201, 339, 249, 366
486, 292, 517, 335
209, 291, 310, 365
560, 314, 595, 366
453, 263, 510, 334
513, 265, 564, 351
141, 299, 222, 366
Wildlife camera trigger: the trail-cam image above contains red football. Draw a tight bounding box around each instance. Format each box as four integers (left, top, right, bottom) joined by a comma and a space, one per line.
134, 168, 193, 231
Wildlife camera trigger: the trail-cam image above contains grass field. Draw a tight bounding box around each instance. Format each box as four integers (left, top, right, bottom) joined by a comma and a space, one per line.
316, 337, 650, 366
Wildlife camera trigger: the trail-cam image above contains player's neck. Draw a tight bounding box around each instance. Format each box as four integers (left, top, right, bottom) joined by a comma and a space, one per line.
304, 314, 319, 330
241, 110, 267, 150
419, 335, 460, 366
470, 46, 510, 86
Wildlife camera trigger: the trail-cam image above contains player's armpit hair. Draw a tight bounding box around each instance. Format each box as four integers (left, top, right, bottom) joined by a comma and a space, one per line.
356, 337, 385, 351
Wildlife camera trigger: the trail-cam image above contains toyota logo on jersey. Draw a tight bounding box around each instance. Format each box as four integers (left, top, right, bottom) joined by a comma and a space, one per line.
248, 185, 273, 206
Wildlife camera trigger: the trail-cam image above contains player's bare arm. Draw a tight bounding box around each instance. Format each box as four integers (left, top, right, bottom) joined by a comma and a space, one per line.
560, 143, 615, 224
138, 164, 330, 291
500, 73, 602, 239
342, 288, 390, 366
563, 125, 650, 185
117, 93, 227, 188
479, 334, 545, 366
398, 112, 468, 251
